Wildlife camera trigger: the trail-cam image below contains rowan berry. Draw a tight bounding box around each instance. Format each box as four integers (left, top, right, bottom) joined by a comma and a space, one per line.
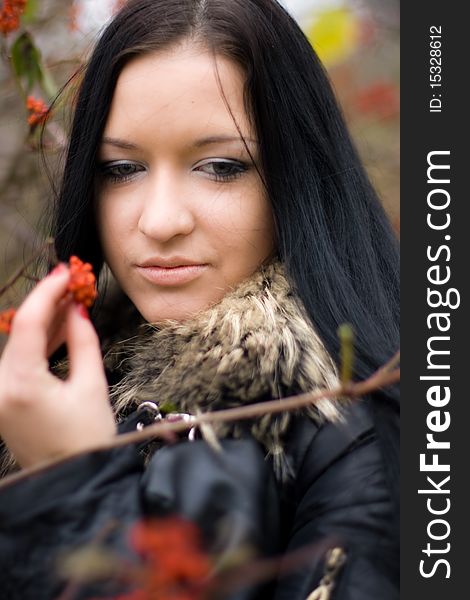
0, 0, 27, 35
67, 256, 98, 309
120, 518, 212, 600
26, 96, 49, 128
0, 308, 16, 335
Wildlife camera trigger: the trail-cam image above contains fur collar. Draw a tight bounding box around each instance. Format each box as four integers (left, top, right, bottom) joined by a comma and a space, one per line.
104, 261, 340, 478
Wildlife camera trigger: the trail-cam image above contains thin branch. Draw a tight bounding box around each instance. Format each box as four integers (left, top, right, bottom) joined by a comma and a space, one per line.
0, 238, 55, 298
0, 35, 27, 103
379, 350, 400, 373
0, 204, 40, 251
0, 359, 400, 489
211, 537, 340, 596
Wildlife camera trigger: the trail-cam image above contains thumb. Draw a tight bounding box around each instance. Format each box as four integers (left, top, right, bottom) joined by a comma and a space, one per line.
65, 303, 105, 382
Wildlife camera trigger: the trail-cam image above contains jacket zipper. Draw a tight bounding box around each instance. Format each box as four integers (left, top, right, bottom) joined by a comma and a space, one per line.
305, 547, 347, 600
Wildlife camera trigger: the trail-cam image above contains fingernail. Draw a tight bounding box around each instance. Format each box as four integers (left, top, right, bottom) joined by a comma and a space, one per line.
76, 303, 89, 320
49, 263, 68, 277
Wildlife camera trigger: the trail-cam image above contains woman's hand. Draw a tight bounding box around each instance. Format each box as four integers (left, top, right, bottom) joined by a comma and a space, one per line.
0, 264, 116, 468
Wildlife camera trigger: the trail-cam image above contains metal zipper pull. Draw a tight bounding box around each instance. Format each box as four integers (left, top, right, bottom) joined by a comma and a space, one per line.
136, 401, 162, 431
305, 547, 347, 600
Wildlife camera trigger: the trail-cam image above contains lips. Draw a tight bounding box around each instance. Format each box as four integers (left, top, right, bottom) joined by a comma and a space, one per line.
138, 256, 205, 269
136, 263, 208, 286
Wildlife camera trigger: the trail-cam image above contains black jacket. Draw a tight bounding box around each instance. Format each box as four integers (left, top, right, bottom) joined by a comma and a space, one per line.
0, 401, 398, 600
0, 263, 398, 598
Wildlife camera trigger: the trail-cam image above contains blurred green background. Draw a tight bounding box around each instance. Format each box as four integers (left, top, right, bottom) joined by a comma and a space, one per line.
0, 0, 399, 311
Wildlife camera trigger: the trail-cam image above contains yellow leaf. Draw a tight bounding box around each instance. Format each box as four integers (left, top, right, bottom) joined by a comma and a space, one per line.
305, 7, 359, 66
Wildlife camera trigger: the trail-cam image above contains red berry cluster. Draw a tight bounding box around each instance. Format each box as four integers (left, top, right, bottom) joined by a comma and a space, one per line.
0, 256, 98, 336
0, 0, 27, 35
26, 96, 49, 128
354, 82, 399, 121
110, 518, 212, 600
0, 308, 16, 335
67, 256, 98, 309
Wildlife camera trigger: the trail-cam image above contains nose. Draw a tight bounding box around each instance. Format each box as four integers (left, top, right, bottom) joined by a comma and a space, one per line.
137, 170, 195, 242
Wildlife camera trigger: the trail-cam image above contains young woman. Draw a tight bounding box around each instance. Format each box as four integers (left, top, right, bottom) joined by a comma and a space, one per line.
0, 1, 399, 598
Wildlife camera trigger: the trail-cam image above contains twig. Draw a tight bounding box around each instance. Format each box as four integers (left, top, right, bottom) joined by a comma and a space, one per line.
55, 519, 120, 600
211, 537, 340, 596
337, 323, 355, 384
0, 238, 55, 298
0, 204, 40, 251
0, 33, 27, 103
0, 359, 400, 489
378, 350, 400, 373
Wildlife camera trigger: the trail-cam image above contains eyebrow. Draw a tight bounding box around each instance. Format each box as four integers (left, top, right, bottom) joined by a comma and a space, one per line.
100, 135, 258, 150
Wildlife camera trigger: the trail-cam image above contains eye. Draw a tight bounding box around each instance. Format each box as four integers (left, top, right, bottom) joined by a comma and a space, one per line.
195, 159, 248, 182
98, 161, 145, 184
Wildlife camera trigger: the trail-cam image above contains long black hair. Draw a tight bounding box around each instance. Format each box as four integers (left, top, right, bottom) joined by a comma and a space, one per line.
53, 0, 399, 508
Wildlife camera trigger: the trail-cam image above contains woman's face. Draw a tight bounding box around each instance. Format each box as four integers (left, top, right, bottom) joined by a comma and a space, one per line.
96, 43, 276, 323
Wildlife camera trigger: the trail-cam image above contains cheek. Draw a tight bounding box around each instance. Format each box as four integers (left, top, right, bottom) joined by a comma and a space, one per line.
230, 194, 275, 256
202, 186, 274, 250
96, 199, 125, 264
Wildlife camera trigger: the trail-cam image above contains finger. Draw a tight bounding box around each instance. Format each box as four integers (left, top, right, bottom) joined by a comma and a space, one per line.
46, 294, 73, 357
65, 303, 105, 382
46, 318, 67, 359
8, 265, 71, 360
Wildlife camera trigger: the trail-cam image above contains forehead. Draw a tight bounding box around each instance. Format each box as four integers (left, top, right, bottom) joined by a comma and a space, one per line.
104, 44, 253, 143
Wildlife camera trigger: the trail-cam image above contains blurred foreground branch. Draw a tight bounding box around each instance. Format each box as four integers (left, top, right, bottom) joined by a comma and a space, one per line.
0, 351, 399, 489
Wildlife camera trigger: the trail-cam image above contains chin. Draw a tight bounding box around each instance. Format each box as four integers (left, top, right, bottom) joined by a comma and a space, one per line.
138, 300, 210, 324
